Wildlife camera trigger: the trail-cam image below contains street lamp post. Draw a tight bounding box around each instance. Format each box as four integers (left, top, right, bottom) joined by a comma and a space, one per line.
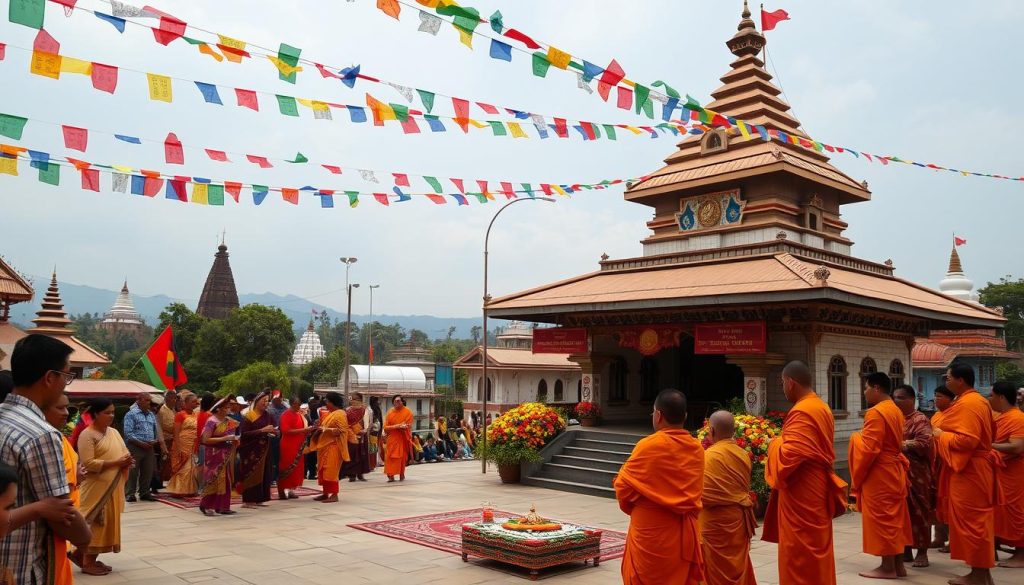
481, 196, 556, 474
340, 257, 358, 396
367, 284, 380, 390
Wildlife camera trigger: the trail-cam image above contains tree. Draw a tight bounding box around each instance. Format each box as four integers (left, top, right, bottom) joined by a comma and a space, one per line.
446, 326, 456, 341
470, 325, 482, 344
298, 346, 348, 386
996, 362, 1024, 387
156, 303, 205, 363
980, 276, 1024, 352
187, 319, 235, 393
224, 304, 295, 365
218, 362, 292, 398
409, 329, 429, 347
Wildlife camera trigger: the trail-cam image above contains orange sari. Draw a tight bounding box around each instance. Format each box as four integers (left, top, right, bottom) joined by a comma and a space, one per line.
700, 440, 756, 585
383, 406, 414, 478
311, 409, 351, 495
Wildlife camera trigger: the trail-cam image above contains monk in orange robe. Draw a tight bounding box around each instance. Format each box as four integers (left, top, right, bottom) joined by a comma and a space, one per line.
990, 380, 1024, 568
930, 385, 956, 550
932, 363, 997, 585
849, 372, 912, 579
700, 410, 757, 585
310, 392, 351, 503
614, 388, 704, 585
762, 361, 847, 585
383, 395, 413, 482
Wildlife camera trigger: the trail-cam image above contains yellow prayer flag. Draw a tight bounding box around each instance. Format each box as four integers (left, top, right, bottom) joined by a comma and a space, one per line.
551, 185, 568, 196
217, 35, 247, 63
416, 0, 445, 7
456, 26, 473, 48
30, 51, 62, 79
508, 122, 528, 139
468, 119, 488, 129
737, 120, 752, 141
191, 183, 209, 205
147, 73, 173, 102
267, 56, 304, 77
112, 165, 133, 173
59, 57, 92, 75
197, 43, 224, 62
297, 98, 330, 112
0, 157, 18, 177
623, 125, 643, 135
546, 46, 571, 70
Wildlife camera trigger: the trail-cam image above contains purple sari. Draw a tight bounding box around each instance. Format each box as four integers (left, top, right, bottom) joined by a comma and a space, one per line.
237, 410, 274, 503
199, 415, 237, 512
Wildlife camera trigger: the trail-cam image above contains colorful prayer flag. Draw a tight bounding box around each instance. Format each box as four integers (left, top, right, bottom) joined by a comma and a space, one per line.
147, 73, 173, 102
62, 125, 87, 152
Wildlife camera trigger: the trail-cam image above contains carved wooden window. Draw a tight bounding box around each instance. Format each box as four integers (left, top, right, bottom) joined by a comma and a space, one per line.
859, 357, 877, 411
889, 359, 905, 390
828, 355, 848, 412
701, 130, 728, 154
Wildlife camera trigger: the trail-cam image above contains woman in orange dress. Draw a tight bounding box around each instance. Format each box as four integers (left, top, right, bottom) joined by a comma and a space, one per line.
277, 398, 314, 500
166, 392, 199, 497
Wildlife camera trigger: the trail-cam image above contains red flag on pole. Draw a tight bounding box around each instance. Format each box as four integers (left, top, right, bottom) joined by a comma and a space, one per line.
954, 236, 967, 247
761, 7, 790, 31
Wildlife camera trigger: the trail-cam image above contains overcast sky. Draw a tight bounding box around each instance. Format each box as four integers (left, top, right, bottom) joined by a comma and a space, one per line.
1, 0, 1021, 318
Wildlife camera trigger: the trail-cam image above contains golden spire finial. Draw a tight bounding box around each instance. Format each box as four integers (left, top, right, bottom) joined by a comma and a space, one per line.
948, 246, 963, 274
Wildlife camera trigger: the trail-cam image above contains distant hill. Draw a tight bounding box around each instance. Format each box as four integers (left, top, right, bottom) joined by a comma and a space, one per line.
9, 278, 482, 339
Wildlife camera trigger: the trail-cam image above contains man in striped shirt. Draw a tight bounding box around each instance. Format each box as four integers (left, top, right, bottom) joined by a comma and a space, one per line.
0, 335, 91, 584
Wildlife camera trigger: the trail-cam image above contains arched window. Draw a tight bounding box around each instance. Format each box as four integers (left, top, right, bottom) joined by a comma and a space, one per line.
640, 357, 659, 402
859, 357, 877, 411
477, 377, 492, 402
553, 380, 564, 402
609, 357, 628, 402
701, 130, 727, 154
828, 355, 848, 412
889, 359, 905, 390
537, 379, 548, 402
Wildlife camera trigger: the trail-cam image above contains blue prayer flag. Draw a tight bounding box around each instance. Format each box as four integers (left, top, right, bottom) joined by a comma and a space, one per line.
424, 116, 446, 132
94, 12, 126, 33
130, 175, 145, 195
114, 135, 141, 144
347, 106, 367, 123
489, 40, 512, 62
194, 82, 223, 105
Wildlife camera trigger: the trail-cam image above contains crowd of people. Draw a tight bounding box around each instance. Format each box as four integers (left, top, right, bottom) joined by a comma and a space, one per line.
616, 361, 1024, 585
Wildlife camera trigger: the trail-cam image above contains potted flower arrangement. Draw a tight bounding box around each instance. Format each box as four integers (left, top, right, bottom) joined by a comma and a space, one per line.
697, 413, 782, 517
479, 402, 566, 483
574, 401, 601, 427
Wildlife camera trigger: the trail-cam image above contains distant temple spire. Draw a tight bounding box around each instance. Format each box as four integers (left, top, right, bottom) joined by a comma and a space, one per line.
291, 314, 326, 365
196, 241, 240, 320
28, 271, 73, 334
101, 280, 144, 327
939, 245, 976, 302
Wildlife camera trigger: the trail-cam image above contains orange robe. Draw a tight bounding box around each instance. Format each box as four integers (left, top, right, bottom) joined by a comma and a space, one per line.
614, 428, 704, 585
761, 392, 847, 585
312, 409, 351, 494
994, 408, 1024, 547
930, 409, 949, 524
700, 440, 757, 585
54, 436, 79, 585
935, 389, 997, 569
383, 406, 414, 477
848, 399, 912, 556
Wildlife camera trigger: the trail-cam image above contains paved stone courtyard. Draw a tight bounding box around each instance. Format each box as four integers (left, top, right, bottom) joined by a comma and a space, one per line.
77, 461, 1014, 584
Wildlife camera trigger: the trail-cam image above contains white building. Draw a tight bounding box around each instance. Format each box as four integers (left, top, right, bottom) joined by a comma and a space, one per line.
345, 364, 435, 431
291, 319, 326, 366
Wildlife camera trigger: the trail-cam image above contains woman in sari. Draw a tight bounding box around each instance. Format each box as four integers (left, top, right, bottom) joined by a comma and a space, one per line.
460, 415, 475, 448
236, 391, 277, 508
311, 393, 351, 503
199, 398, 239, 516
44, 392, 81, 584
74, 398, 134, 576
277, 398, 314, 500
341, 392, 372, 482
166, 392, 199, 497
368, 397, 383, 468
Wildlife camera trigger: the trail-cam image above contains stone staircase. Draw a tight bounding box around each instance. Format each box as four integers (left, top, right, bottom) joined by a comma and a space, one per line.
522, 429, 646, 498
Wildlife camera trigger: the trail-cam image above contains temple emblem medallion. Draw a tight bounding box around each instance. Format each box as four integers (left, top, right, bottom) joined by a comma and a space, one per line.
676, 188, 746, 232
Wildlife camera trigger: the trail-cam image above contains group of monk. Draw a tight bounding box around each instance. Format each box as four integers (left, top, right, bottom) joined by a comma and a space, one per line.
614, 360, 1024, 585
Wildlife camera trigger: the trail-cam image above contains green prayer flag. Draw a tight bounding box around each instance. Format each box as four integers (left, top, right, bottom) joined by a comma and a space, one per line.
602, 124, 617, 141
0, 113, 28, 140
208, 184, 225, 206
37, 162, 59, 186
424, 176, 443, 193
521, 183, 534, 198
591, 124, 601, 139
651, 80, 680, 99
9, 0, 44, 30
288, 152, 308, 163
532, 52, 551, 78
277, 43, 302, 84
640, 95, 655, 119
472, 192, 488, 204
634, 84, 650, 115
276, 95, 299, 117
390, 103, 409, 122
183, 36, 204, 45
684, 94, 704, 113
438, 5, 480, 31
416, 89, 435, 113
489, 10, 503, 33
488, 121, 507, 137
345, 191, 360, 208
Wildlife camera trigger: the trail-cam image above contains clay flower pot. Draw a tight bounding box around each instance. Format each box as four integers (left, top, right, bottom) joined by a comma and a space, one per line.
497, 463, 522, 484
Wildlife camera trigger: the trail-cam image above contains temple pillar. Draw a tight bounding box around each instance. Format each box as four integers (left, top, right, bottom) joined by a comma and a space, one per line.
726, 352, 787, 415
568, 353, 607, 406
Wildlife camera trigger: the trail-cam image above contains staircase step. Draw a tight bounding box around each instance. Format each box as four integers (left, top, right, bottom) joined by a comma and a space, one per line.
551, 455, 624, 472
561, 446, 631, 462
521, 476, 616, 499
539, 463, 618, 487
573, 438, 637, 454
573, 430, 648, 443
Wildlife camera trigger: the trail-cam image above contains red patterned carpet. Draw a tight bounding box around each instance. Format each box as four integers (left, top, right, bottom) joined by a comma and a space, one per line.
348, 508, 626, 562
151, 486, 321, 509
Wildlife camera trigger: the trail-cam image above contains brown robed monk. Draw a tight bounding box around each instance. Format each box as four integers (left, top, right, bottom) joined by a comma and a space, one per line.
700, 410, 757, 585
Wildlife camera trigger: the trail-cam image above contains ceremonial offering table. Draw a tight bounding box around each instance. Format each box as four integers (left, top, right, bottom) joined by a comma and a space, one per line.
461, 520, 602, 580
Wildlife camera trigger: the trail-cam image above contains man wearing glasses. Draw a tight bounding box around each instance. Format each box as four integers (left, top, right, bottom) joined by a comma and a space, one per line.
0, 334, 91, 585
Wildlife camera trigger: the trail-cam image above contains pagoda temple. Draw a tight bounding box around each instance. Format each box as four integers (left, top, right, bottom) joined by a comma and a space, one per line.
0, 255, 34, 369
291, 318, 326, 366
97, 280, 147, 342
26, 271, 109, 376
485, 2, 1004, 465
196, 241, 240, 320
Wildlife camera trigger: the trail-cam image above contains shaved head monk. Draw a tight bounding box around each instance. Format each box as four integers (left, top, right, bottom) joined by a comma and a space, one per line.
700, 410, 756, 585
614, 388, 704, 584
989, 380, 1024, 568
849, 372, 912, 578
933, 362, 997, 585
761, 360, 847, 585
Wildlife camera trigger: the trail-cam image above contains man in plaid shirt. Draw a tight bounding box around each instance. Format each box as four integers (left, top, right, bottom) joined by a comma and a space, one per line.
0, 335, 91, 584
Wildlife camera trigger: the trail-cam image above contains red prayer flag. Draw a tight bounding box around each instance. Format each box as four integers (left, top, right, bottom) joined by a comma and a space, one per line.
90, 63, 118, 93
954, 236, 967, 247
0, 43, 6, 61
153, 15, 186, 45
246, 155, 272, 168
500, 181, 516, 200
62, 126, 88, 152
580, 121, 597, 141
80, 168, 100, 192
452, 98, 470, 133
476, 102, 499, 115
281, 188, 299, 205
168, 176, 188, 202
450, 178, 465, 193
597, 59, 625, 102
235, 88, 259, 111
503, 28, 540, 49
476, 180, 494, 200
399, 116, 421, 134
322, 164, 342, 174
143, 176, 163, 197
164, 133, 184, 164
393, 173, 410, 187
761, 8, 790, 32
216, 44, 250, 59
224, 181, 242, 203
205, 149, 229, 162
373, 193, 390, 206
553, 118, 568, 138
34, 29, 60, 53
616, 86, 633, 110
540, 184, 553, 197
315, 63, 341, 79
425, 194, 446, 204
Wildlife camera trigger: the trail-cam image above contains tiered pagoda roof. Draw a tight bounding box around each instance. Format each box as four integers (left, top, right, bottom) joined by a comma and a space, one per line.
26, 271, 109, 368
196, 242, 240, 320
